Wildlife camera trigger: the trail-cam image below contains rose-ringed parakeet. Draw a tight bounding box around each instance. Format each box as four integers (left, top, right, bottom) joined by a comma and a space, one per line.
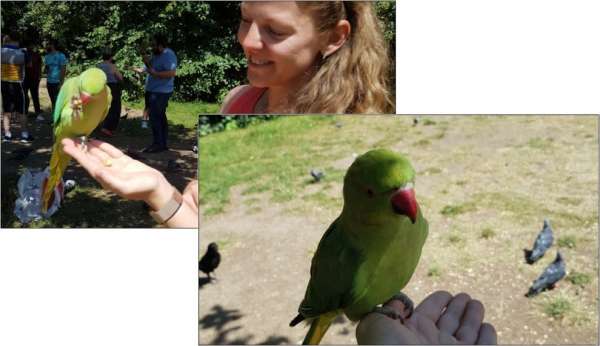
41, 67, 111, 212
290, 149, 429, 344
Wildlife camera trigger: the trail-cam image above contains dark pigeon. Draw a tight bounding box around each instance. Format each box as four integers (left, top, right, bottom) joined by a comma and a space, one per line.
199, 242, 221, 279
413, 117, 419, 126
525, 251, 566, 297
310, 169, 325, 182
524, 219, 553, 264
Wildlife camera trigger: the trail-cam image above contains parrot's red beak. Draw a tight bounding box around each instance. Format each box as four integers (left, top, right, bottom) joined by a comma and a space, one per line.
391, 187, 418, 224
80, 92, 92, 105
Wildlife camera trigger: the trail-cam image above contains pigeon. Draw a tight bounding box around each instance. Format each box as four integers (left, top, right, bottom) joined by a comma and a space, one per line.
7, 147, 34, 161
525, 251, 566, 297
199, 242, 221, 279
524, 219, 554, 264
310, 169, 325, 182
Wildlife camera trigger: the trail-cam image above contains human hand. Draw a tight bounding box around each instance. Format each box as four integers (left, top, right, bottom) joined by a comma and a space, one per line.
61, 138, 174, 212
356, 291, 497, 345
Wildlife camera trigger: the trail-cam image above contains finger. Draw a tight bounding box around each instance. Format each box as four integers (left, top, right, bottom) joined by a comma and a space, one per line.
87, 139, 125, 159
437, 293, 471, 337
476, 323, 497, 345
383, 298, 407, 318
414, 290, 453, 323
62, 138, 103, 174
455, 300, 485, 344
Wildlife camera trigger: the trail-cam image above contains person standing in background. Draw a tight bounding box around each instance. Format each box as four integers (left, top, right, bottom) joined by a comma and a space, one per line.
43, 40, 67, 117
134, 34, 177, 153
98, 47, 124, 137
1, 32, 33, 142
23, 40, 43, 121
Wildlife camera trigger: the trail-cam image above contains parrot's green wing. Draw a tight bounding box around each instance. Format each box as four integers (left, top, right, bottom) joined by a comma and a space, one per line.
298, 218, 364, 319
52, 77, 78, 127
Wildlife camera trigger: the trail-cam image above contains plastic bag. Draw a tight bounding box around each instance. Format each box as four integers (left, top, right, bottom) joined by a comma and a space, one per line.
14, 167, 64, 223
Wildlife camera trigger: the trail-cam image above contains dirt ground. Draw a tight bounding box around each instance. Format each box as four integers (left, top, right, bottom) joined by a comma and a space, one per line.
0, 80, 197, 228
199, 116, 598, 344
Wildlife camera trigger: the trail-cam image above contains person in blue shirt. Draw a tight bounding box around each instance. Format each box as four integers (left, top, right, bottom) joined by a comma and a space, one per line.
134, 34, 177, 153
43, 40, 67, 117
98, 47, 124, 137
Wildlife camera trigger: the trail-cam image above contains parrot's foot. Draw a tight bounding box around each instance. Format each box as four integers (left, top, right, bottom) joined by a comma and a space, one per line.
372, 292, 414, 323
78, 136, 88, 152
386, 292, 414, 318
372, 305, 407, 324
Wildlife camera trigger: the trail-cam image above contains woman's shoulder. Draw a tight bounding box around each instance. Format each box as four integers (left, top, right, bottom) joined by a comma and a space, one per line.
220, 85, 254, 113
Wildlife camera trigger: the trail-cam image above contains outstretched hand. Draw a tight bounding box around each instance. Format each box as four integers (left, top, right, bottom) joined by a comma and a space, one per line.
61, 138, 173, 211
356, 291, 497, 345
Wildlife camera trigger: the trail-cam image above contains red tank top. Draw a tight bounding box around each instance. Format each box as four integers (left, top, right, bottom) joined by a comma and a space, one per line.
222, 86, 267, 114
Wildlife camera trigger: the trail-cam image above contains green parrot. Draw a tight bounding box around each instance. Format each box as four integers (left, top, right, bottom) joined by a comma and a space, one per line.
41, 67, 111, 212
290, 149, 429, 344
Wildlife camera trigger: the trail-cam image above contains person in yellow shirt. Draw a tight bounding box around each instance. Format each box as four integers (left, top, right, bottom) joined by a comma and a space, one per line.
1, 32, 32, 142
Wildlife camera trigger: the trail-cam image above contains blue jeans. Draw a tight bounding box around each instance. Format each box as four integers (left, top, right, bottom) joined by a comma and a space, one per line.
147, 91, 172, 148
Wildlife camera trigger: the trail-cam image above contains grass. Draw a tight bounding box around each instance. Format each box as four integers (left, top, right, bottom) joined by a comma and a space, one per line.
558, 235, 577, 249
440, 203, 476, 216
447, 231, 466, 246
427, 264, 442, 278
527, 137, 554, 150
480, 227, 496, 239
567, 271, 591, 288
124, 99, 218, 130
543, 296, 573, 319
199, 116, 414, 215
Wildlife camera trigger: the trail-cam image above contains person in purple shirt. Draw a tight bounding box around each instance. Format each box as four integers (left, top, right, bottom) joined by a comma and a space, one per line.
134, 34, 177, 153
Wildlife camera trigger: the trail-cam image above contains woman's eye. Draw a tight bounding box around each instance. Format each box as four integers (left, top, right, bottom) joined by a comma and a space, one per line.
268, 27, 286, 36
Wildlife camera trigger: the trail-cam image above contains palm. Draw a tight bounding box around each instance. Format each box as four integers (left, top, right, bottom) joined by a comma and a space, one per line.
62, 138, 162, 201
357, 291, 497, 345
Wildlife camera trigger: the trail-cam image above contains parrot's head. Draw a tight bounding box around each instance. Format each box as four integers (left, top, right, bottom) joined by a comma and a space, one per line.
343, 149, 419, 225
79, 68, 107, 105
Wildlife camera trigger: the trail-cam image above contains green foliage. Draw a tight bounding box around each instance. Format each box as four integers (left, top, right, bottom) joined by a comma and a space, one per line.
198, 115, 275, 137
543, 297, 572, 319
567, 271, 591, 288
480, 227, 496, 239
2, 1, 395, 103
558, 235, 577, 249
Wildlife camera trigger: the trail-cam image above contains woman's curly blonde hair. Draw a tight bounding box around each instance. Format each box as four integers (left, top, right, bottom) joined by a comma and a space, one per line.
293, 1, 394, 114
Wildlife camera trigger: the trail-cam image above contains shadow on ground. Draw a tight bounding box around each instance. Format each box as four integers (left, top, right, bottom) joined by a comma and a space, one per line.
199, 304, 291, 345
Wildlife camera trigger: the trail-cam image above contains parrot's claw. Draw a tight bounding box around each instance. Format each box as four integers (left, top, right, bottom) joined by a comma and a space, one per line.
372, 305, 407, 324
371, 292, 414, 323
78, 136, 88, 152
386, 291, 414, 318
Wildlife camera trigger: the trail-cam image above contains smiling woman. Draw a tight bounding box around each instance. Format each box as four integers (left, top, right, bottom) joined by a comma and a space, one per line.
221, 1, 394, 114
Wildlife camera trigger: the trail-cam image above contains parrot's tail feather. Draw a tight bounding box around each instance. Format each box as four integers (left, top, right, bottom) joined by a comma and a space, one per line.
41, 142, 70, 213
302, 313, 336, 345
290, 314, 305, 327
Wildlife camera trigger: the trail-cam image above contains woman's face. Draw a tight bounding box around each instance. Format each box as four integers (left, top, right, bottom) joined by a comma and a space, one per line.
238, 1, 323, 90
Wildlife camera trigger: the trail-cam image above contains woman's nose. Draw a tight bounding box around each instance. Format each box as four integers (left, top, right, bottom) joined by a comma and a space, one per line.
239, 22, 263, 51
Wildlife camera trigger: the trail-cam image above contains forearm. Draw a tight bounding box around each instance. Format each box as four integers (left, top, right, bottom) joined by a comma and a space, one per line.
149, 69, 176, 79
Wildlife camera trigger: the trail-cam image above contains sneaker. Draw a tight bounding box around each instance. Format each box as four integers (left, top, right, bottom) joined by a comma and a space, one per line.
3, 134, 12, 142
36, 114, 45, 122
100, 128, 114, 137
20, 134, 34, 143
141, 120, 149, 129
141, 144, 167, 153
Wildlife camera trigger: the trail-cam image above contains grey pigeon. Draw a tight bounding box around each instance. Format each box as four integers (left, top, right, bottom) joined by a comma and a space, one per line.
310, 169, 325, 182
525, 251, 566, 297
524, 219, 553, 264
199, 242, 221, 279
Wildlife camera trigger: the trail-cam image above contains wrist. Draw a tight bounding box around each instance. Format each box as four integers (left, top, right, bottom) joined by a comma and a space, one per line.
146, 175, 175, 211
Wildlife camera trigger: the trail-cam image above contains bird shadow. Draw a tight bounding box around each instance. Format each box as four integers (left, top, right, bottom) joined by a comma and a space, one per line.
199, 304, 291, 345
